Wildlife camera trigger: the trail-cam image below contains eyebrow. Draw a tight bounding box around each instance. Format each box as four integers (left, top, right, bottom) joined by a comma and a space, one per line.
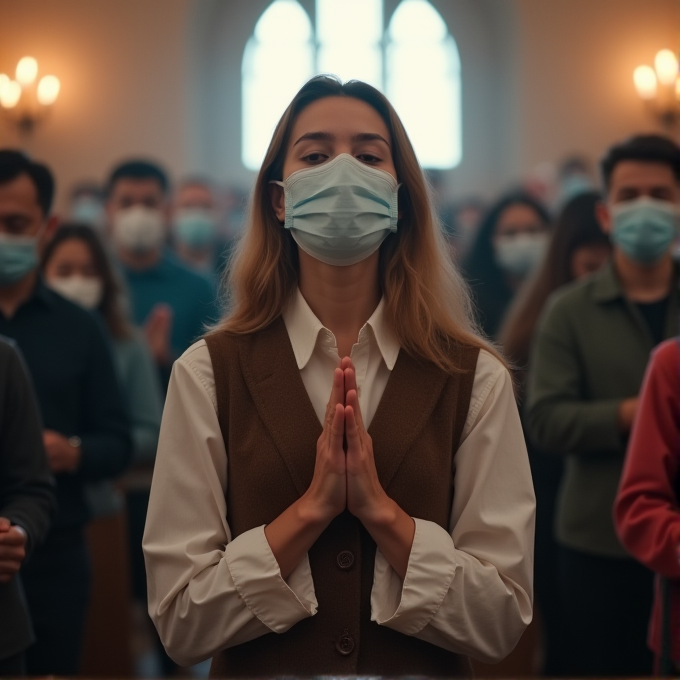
293, 131, 391, 148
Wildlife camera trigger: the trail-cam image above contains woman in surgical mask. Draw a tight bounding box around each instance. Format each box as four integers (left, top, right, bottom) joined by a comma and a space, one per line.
462, 192, 551, 339
41, 223, 162, 469
142, 76, 535, 677
40, 224, 163, 638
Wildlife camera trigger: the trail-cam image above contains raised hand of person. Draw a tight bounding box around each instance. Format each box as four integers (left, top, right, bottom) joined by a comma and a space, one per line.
304, 366, 347, 523
264, 366, 347, 579
341, 358, 387, 523
341, 357, 415, 579
144, 303, 174, 366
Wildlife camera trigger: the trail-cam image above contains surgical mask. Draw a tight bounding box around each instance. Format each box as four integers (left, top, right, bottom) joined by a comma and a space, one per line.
610, 196, 680, 264
111, 206, 165, 254
47, 276, 103, 310
0, 233, 40, 285
273, 153, 399, 267
71, 197, 105, 230
172, 209, 217, 249
494, 232, 548, 277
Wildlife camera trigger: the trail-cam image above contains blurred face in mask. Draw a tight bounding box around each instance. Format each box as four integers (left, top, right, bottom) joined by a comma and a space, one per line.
597, 161, 680, 266
0, 173, 57, 288
492, 203, 549, 282
43, 238, 104, 311
171, 182, 218, 252
106, 178, 168, 260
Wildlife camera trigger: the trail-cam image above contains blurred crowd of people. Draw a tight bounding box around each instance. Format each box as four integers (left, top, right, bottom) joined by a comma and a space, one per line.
1, 130, 680, 677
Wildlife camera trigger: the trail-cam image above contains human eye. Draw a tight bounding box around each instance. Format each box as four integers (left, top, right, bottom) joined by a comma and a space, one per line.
300, 152, 329, 164
356, 153, 382, 165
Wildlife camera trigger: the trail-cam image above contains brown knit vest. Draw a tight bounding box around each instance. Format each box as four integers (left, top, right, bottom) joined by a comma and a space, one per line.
205, 318, 479, 677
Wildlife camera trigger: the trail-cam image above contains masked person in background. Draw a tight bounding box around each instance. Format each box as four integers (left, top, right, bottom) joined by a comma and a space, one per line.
105, 160, 219, 390
0, 151, 131, 676
68, 182, 106, 231
462, 192, 551, 339
40, 223, 162, 673
171, 177, 221, 279
143, 75, 535, 677
527, 134, 680, 676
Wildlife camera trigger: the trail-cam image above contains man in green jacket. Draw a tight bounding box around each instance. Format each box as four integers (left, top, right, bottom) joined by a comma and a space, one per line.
527, 134, 680, 676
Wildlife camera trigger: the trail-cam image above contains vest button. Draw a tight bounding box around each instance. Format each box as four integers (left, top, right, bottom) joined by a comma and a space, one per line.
336, 632, 355, 656
336, 550, 354, 570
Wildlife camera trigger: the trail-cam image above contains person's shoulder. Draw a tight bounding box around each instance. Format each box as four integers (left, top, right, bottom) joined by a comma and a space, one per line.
650, 337, 680, 371
178, 338, 213, 376
43, 285, 103, 329
476, 347, 508, 384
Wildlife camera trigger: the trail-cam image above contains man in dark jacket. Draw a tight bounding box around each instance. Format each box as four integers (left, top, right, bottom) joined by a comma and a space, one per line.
0, 150, 132, 675
0, 337, 55, 676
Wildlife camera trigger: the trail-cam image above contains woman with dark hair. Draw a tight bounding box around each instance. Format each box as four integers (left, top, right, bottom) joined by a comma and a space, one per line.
41, 223, 162, 468
142, 75, 535, 677
498, 191, 611, 676
462, 192, 551, 339
501, 192, 612, 372
40, 223, 163, 673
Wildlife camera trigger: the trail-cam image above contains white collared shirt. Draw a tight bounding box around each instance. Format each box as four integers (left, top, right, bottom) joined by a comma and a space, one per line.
143, 289, 535, 667
283, 289, 399, 428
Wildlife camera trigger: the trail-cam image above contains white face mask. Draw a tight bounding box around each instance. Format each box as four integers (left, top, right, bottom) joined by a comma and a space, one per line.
111, 206, 165, 254
273, 153, 399, 267
494, 232, 548, 277
47, 275, 104, 310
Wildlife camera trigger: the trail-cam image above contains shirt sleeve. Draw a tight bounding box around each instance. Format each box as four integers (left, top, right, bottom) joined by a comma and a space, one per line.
614, 339, 680, 579
142, 343, 318, 668
0, 343, 56, 556
370, 351, 535, 663
77, 318, 133, 481
525, 295, 622, 456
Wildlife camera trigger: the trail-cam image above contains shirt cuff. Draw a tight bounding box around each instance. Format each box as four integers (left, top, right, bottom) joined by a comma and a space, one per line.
225, 525, 318, 633
371, 518, 456, 635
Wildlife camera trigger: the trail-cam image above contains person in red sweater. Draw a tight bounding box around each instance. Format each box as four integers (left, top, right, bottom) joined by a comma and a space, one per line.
615, 337, 680, 673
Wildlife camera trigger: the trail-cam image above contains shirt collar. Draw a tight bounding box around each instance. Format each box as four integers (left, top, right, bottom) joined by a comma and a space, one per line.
282, 288, 400, 371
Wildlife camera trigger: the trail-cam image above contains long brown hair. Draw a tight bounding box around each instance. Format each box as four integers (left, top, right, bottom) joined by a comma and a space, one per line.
41, 223, 134, 341
499, 191, 611, 368
214, 75, 505, 374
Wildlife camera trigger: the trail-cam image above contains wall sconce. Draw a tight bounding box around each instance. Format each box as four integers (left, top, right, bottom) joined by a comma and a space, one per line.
633, 49, 680, 129
0, 57, 60, 134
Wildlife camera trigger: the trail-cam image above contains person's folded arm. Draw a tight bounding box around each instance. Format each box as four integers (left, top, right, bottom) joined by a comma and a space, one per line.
615, 340, 680, 579
0, 345, 55, 556
526, 297, 621, 456
371, 353, 535, 663
143, 345, 318, 668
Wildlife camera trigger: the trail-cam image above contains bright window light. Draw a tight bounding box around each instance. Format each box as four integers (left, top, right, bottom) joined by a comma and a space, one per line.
316, 0, 383, 89
242, 0, 314, 170
386, 0, 461, 168
242, 0, 462, 171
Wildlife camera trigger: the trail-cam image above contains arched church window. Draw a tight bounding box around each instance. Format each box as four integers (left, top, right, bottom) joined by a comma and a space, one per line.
242, 0, 462, 171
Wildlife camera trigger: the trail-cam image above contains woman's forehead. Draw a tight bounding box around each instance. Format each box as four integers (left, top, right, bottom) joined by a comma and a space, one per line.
290, 97, 391, 144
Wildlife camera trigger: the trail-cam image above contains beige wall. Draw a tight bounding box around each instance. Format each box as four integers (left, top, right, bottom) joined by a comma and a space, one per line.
0, 0, 678, 213
515, 0, 680, 176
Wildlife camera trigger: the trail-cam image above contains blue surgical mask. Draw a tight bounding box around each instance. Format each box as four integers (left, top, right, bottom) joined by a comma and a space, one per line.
172, 209, 217, 249
71, 197, 105, 230
0, 233, 40, 285
611, 196, 680, 264
273, 153, 399, 267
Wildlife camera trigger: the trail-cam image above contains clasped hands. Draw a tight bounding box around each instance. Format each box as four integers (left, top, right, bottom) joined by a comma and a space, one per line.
0, 517, 27, 584
304, 357, 391, 527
